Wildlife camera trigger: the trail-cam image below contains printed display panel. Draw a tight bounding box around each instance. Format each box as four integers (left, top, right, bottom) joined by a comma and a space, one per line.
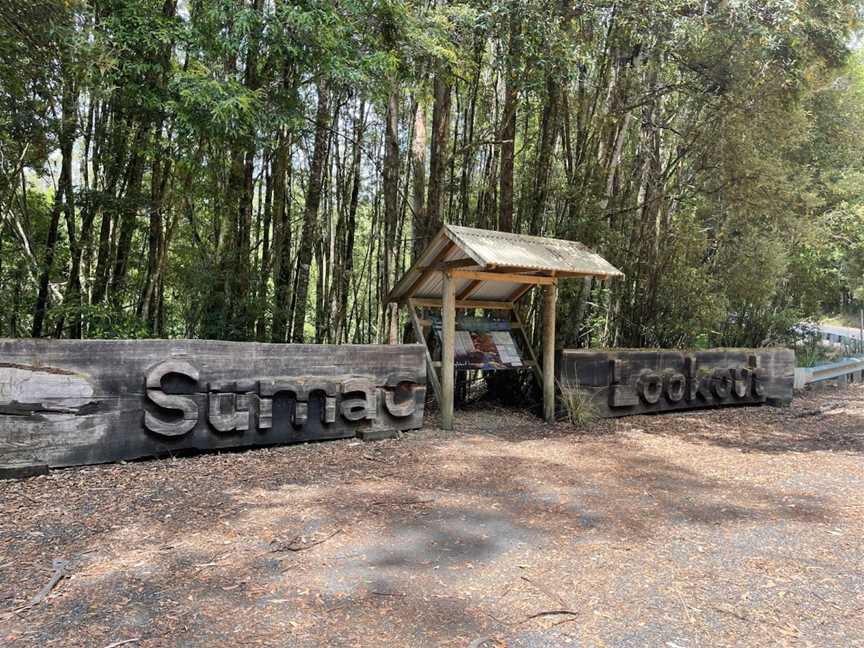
431, 317, 523, 370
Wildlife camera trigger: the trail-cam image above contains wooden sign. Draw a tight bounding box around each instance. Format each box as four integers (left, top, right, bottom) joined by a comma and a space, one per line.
559, 348, 794, 418
0, 340, 426, 476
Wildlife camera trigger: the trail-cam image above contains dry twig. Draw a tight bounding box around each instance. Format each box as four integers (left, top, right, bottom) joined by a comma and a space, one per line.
102, 640, 141, 648
272, 528, 343, 553
28, 559, 69, 607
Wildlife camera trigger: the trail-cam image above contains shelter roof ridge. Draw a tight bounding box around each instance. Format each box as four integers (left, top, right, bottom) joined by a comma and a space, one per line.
387, 224, 622, 304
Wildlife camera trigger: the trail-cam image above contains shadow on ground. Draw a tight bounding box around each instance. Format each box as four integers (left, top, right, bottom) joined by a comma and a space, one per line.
622, 385, 864, 454
1, 385, 862, 646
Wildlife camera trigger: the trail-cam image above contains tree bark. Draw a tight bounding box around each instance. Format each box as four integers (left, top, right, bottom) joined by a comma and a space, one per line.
498, 5, 521, 232
31, 182, 64, 338
138, 126, 167, 330
137, 0, 177, 333
334, 99, 365, 343
255, 155, 273, 341
426, 74, 450, 243
270, 129, 293, 342
109, 125, 149, 306
411, 99, 427, 260
290, 82, 331, 342
529, 75, 561, 235
381, 85, 400, 342
55, 74, 81, 337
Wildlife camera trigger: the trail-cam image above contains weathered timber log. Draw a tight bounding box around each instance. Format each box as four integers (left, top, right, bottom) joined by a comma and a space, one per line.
558, 348, 794, 418
0, 339, 426, 473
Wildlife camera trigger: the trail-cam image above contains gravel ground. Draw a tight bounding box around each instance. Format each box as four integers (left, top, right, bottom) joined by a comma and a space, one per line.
1, 385, 863, 647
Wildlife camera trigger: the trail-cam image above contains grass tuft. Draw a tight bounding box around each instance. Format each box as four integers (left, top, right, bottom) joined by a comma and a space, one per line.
557, 379, 598, 426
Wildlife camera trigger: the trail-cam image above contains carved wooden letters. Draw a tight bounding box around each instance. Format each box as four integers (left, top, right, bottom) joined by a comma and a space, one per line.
145, 369, 417, 437
560, 348, 794, 418
144, 360, 200, 436
0, 340, 427, 472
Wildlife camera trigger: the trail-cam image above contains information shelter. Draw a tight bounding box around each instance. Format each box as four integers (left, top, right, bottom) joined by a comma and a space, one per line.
387, 225, 623, 429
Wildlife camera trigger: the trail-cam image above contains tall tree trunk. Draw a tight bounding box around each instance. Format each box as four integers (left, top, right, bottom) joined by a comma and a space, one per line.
459, 35, 484, 224
270, 129, 293, 342
90, 208, 113, 305
411, 100, 428, 260
138, 125, 167, 329
314, 238, 325, 343
426, 74, 450, 243
529, 75, 561, 235
55, 75, 81, 338
291, 82, 331, 342
137, 0, 177, 332
334, 99, 365, 343
91, 100, 128, 306
31, 182, 64, 338
255, 156, 273, 341
498, 6, 521, 232
109, 126, 149, 307
381, 85, 400, 343
269, 54, 299, 342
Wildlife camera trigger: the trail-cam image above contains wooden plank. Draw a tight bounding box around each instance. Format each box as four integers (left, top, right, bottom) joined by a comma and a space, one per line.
434, 258, 479, 271
0, 339, 427, 473
558, 348, 795, 418
451, 269, 555, 285
401, 240, 456, 301
421, 317, 518, 330
544, 271, 608, 279
542, 282, 557, 422
410, 297, 513, 310
440, 271, 456, 430
473, 263, 610, 280
432, 359, 533, 368
485, 264, 544, 272
512, 308, 543, 387
508, 283, 535, 302
407, 301, 442, 406
457, 279, 483, 301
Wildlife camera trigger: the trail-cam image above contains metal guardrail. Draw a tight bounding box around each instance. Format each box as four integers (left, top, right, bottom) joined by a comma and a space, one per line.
821, 331, 863, 347
794, 357, 864, 389
813, 324, 864, 353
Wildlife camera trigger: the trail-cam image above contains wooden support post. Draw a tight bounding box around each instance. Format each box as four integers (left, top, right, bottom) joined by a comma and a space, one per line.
408, 300, 442, 406
511, 307, 543, 388
441, 270, 456, 430
409, 297, 513, 310
542, 280, 557, 423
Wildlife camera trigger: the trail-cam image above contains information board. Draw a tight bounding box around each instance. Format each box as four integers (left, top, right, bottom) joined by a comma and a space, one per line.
431, 317, 524, 370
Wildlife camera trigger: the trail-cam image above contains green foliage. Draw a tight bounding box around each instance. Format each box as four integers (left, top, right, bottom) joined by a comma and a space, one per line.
2, 0, 864, 351
172, 62, 263, 140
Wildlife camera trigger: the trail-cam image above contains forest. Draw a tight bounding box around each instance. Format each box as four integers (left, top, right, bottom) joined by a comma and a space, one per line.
2, 0, 864, 349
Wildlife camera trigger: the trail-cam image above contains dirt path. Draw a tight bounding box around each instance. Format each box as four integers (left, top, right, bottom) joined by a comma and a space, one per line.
2, 386, 863, 647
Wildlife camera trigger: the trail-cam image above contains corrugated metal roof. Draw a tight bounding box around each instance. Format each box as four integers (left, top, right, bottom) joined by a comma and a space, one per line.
446, 225, 623, 276
388, 225, 623, 304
